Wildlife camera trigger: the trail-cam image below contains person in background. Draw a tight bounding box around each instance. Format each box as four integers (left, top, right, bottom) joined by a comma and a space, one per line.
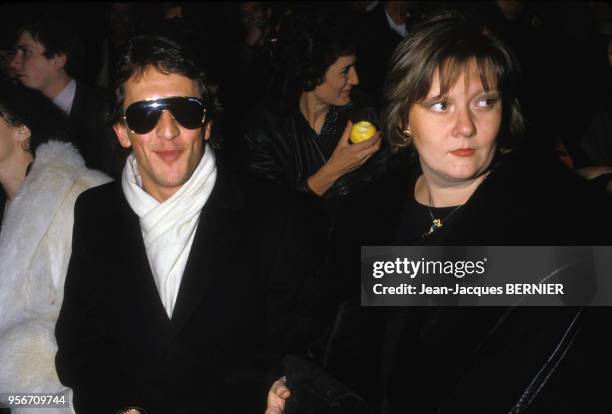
240, 1, 273, 49
354, 1, 419, 101
96, 3, 135, 89
0, 81, 110, 413
244, 12, 390, 373
10, 21, 116, 176
214, 2, 277, 170
577, 34, 612, 193
244, 12, 388, 219
0, 45, 17, 83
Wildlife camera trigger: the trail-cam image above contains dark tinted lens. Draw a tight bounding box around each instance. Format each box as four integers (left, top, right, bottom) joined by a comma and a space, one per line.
125, 103, 163, 134
167, 97, 205, 129
124, 97, 205, 134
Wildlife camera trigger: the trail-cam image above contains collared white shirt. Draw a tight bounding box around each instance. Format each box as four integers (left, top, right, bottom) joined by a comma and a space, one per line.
52, 79, 77, 115
385, 8, 408, 38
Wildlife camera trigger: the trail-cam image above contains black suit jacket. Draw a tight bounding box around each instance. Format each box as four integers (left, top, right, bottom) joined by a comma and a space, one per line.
55, 166, 318, 414
355, 4, 405, 101
244, 94, 389, 219
69, 82, 117, 177
320, 149, 612, 412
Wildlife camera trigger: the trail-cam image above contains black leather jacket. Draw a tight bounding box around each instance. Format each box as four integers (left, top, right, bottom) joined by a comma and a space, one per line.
244, 95, 389, 215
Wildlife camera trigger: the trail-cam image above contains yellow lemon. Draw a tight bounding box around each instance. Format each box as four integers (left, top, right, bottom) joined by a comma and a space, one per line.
350, 121, 377, 144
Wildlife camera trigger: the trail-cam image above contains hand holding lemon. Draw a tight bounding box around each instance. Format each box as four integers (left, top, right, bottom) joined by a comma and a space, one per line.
306, 120, 382, 196
350, 121, 377, 144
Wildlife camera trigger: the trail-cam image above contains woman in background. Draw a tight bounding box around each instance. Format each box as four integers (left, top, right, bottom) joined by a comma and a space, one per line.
246, 12, 391, 375
244, 12, 389, 218
0, 81, 110, 412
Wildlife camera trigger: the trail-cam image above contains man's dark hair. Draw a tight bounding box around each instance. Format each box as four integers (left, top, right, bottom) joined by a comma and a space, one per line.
110, 35, 220, 144
273, 12, 356, 100
0, 80, 71, 155
17, 21, 84, 80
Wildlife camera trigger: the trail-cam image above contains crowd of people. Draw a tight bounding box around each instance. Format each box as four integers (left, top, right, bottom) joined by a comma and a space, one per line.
0, 2, 611, 414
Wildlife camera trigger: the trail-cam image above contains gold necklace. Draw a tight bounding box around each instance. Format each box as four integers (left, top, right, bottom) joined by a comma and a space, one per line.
424, 192, 462, 237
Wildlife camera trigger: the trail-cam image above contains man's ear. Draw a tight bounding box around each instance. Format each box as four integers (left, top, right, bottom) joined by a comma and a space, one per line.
113, 122, 132, 148
203, 122, 212, 142
53, 52, 67, 70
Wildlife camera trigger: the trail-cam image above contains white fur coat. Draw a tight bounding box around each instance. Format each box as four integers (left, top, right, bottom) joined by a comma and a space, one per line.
0, 141, 111, 413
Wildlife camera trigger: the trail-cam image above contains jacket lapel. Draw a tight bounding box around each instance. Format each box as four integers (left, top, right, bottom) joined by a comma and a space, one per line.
169, 168, 244, 335
115, 187, 173, 332
68, 82, 82, 123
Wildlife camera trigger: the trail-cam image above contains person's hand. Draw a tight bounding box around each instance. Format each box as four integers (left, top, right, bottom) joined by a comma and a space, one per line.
265, 376, 291, 414
325, 120, 382, 177
576, 166, 612, 180
306, 121, 382, 195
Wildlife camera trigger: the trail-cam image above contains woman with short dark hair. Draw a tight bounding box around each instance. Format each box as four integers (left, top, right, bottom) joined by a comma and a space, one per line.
244, 12, 389, 217
0, 81, 110, 411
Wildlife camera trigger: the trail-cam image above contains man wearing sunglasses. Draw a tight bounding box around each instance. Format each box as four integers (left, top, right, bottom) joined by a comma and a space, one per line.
55, 35, 317, 414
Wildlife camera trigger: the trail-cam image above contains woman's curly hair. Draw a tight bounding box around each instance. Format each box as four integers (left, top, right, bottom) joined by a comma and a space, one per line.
272, 12, 356, 101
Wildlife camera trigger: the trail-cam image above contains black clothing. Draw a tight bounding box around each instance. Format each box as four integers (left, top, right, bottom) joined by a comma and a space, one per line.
581, 84, 612, 167
55, 166, 318, 414
244, 94, 389, 217
348, 149, 612, 245
393, 172, 462, 243
69, 82, 117, 176
313, 149, 612, 413
354, 3, 405, 101
244, 95, 390, 378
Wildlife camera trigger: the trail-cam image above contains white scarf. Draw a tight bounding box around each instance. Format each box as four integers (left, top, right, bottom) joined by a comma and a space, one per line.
121, 145, 217, 318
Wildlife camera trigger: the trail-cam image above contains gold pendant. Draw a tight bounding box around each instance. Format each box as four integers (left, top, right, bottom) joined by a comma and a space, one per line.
425, 218, 443, 236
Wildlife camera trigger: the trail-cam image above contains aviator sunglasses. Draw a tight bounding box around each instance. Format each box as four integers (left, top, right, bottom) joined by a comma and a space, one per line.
123, 96, 206, 134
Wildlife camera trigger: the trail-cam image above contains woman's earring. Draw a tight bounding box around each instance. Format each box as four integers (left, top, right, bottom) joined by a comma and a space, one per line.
401, 127, 411, 138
